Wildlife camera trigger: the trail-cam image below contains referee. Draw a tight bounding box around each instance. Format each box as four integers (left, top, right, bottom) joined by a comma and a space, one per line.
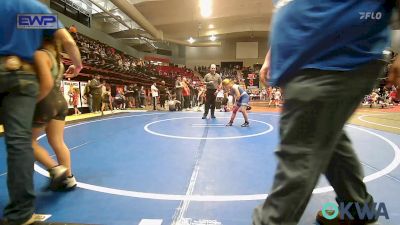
202, 64, 222, 119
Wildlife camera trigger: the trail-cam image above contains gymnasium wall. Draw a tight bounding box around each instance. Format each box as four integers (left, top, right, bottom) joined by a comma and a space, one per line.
185, 37, 268, 68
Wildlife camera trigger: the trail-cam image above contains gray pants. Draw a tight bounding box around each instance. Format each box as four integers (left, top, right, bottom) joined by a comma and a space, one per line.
253, 60, 385, 225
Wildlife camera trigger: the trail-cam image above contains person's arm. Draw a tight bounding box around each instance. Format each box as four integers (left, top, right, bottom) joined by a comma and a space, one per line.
260, 48, 271, 86
176, 81, 183, 88
202, 74, 210, 85
34, 51, 54, 101
197, 90, 202, 99
88, 80, 94, 89
218, 75, 222, 90
54, 28, 82, 76
234, 86, 241, 101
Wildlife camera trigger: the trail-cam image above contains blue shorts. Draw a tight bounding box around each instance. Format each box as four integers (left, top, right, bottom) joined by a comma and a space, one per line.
237, 94, 250, 106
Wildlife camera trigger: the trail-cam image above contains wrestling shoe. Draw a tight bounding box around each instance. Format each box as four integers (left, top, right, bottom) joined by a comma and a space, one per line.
48, 165, 68, 191
241, 122, 250, 127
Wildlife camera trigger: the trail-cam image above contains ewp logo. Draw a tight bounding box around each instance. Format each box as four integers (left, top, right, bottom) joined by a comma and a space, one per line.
322, 202, 389, 221
17, 14, 58, 29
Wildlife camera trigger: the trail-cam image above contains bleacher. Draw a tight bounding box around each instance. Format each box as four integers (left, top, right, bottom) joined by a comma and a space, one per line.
64, 32, 195, 88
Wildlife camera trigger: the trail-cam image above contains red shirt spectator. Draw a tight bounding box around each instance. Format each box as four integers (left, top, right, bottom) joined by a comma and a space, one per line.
69, 25, 77, 33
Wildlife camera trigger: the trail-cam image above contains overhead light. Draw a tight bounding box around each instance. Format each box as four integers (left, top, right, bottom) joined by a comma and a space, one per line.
383, 50, 391, 55
209, 35, 216, 41
208, 24, 214, 29
114, 12, 122, 19
200, 0, 212, 18
188, 37, 195, 44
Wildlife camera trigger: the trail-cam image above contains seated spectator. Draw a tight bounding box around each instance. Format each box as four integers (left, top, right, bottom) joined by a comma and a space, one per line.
389, 89, 398, 104
168, 97, 181, 111
114, 89, 126, 109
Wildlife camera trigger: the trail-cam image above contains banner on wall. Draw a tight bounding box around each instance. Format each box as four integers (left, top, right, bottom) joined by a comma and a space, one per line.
144, 55, 170, 63
248, 73, 255, 86
79, 82, 89, 107
244, 73, 259, 88
62, 80, 81, 109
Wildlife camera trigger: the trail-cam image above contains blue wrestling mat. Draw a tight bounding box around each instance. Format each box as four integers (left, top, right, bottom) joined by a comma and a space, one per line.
0, 112, 399, 225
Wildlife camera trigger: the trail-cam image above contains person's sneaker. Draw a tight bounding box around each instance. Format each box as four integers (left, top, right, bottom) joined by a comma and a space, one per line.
316, 210, 341, 225
211, 115, 216, 119
202, 115, 207, 119
241, 122, 250, 127
316, 210, 377, 225
2, 213, 37, 225
48, 165, 68, 191
62, 175, 77, 191
226, 121, 233, 126
21, 214, 36, 225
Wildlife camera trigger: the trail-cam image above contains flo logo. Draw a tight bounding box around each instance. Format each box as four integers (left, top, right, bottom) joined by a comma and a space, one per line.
359, 12, 382, 20
321, 202, 389, 220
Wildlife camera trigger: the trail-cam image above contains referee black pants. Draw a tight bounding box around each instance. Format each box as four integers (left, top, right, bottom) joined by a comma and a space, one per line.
204, 89, 216, 117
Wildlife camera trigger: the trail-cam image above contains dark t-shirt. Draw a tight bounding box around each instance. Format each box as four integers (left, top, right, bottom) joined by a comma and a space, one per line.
89, 79, 102, 95
133, 86, 139, 97
175, 80, 183, 94
159, 85, 167, 96
125, 86, 134, 97
204, 73, 222, 90
111, 84, 117, 97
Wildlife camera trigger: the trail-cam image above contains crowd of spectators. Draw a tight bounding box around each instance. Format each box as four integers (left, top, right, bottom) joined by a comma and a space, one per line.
195, 64, 261, 81
64, 26, 400, 113
76, 33, 142, 73
362, 85, 398, 108
66, 26, 199, 86
60, 26, 208, 115
360, 52, 400, 108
